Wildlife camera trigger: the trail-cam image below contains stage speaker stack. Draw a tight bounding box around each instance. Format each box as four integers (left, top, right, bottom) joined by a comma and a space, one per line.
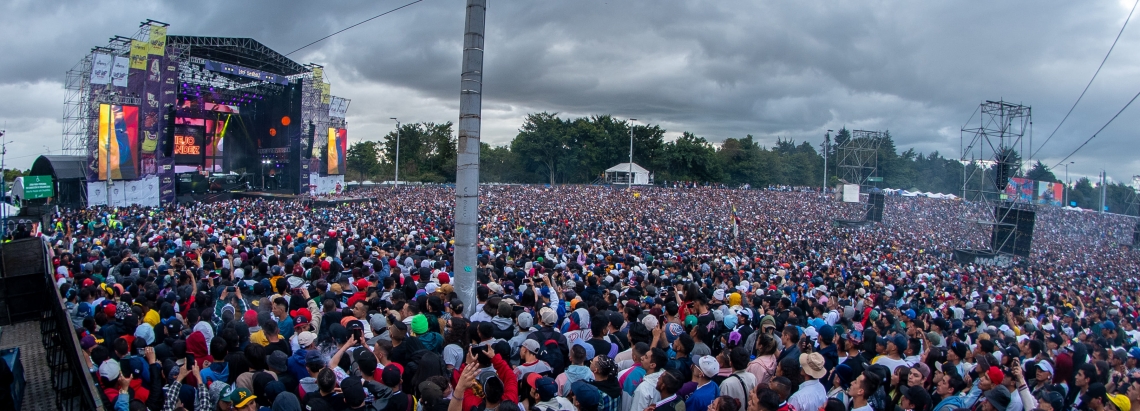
991, 206, 1035, 258
162, 105, 176, 158
0, 238, 49, 325
865, 193, 885, 222
1133, 221, 1139, 245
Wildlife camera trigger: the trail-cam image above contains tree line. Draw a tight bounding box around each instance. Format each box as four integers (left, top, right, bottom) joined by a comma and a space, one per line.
343, 113, 1138, 215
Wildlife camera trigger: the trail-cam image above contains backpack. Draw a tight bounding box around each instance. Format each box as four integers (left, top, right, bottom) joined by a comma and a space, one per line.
538, 338, 565, 377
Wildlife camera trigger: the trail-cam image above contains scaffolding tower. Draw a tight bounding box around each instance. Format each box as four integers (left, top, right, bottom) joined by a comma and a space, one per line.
62, 23, 157, 157
837, 130, 884, 189
958, 100, 1034, 254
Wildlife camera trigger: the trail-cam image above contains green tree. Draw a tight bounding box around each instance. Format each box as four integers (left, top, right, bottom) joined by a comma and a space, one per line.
381, 122, 456, 182
662, 132, 721, 182
511, 112, 570, 184
1024, 160, 1059, 182
345, 141, 381, 182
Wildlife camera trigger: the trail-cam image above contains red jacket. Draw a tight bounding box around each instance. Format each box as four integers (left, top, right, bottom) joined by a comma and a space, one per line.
103, 377, 149, 404
457, 353, 518, 411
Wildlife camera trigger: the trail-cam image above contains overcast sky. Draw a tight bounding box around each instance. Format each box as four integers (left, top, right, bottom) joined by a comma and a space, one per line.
2, 0, 1138, 186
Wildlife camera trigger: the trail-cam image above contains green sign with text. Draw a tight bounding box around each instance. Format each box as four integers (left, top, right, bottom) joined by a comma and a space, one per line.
23, 175, 53, 199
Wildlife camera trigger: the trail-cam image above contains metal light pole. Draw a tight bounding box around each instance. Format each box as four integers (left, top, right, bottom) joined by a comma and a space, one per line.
1064, 161, 1073, 207
390, 118, 400, 187
0, 133, 6, 239
454, 0, 485, 317
628, 118, 636, 190
823, 129, 832, 190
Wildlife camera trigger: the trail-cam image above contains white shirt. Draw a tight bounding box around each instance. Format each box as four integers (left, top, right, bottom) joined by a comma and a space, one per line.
788, 379, 827, 411
628, 370, 663, 411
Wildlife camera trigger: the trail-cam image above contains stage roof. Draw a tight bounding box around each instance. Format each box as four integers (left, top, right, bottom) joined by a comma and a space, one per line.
31, 155, 88, 180
167, 36, 308, 76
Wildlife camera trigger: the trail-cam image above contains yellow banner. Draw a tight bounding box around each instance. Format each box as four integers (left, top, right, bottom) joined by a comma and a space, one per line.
321, 83, 331, 104
313, 67, 324, 81
148, 26, 167, 55
129, 40, 148, 70
327, 128, 338, 175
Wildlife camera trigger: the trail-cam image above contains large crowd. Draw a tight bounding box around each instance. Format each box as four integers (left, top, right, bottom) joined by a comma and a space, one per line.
40, 185, 1140, 411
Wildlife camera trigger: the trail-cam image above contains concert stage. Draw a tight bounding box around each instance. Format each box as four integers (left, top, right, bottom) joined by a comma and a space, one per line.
66, 21, 352, 208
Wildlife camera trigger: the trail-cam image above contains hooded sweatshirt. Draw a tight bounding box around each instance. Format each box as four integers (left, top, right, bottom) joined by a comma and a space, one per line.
298, 376, 319, 401
288, 348, 312, 381
491, 316, 516, 339
272, 392, 303, 411
558, 364, 594, 396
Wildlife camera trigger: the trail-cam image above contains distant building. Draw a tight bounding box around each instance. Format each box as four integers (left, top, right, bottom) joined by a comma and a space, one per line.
604, 162, 653, 185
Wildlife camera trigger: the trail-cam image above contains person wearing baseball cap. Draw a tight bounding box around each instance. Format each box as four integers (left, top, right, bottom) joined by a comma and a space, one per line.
516, 339, 553, 378
527, 373, 575, 411
899, 385, 932, 411
234, 385, 263, 410
687, 355, 720, 411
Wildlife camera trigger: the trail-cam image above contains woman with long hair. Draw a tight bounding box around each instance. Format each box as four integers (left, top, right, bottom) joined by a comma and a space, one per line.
888, 365, 912, 411
747, 332, 779, 385
442, 317, 469, 374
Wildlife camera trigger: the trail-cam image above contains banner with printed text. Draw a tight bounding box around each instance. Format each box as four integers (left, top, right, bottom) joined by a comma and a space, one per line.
91, 53, 113, 85
129, 40, 149, 70
111, 56, 130, 87
148, 26, 166, 55
320, 83, 331, 104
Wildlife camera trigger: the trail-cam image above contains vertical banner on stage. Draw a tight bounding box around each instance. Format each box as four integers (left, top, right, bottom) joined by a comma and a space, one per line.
326, 128, 347, 175
111, 56, 130, 87
129, 40, 148, 70
159, 158, 176, 204
97, 104, 140, 181
320, 83, 331, 104
139, 53, 165, 156
312, 67, 324, 81
148, 26, 166, 55
91, 54, 113, 85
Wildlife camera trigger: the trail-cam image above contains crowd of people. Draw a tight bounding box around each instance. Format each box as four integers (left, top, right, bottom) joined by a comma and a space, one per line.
42, 184, 1140, 411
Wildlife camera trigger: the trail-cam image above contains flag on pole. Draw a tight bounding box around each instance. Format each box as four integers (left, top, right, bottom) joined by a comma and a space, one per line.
730, 204, 741, 238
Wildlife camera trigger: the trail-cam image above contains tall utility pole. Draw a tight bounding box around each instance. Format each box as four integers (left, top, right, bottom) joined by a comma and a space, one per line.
1063, 161, 1073, 207
454, 0, 485, 316
628, 118, 636, 190
390, 118, 400, 187
0, 133, 6, 239
823, 129, 832, 190
1101, 170, 1107, 214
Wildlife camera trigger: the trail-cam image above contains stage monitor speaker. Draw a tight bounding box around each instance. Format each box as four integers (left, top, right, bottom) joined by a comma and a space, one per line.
162, 105, 176, 158
991, 206, 1035, 258
866, 193, 885, 222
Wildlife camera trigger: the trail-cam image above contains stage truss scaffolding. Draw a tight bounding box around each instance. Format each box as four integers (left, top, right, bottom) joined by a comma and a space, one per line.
837, 130, 883, 189
958, 99, 1033, 254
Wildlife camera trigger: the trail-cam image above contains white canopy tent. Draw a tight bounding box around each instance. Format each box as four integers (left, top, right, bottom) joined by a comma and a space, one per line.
605, 162, 653, 185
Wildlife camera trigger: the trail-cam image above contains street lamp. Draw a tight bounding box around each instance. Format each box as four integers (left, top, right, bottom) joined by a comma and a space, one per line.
628, 118, 636, 191
391, 118, 400, 187
1064, 161, 1074, 207
823, 129, 833, 190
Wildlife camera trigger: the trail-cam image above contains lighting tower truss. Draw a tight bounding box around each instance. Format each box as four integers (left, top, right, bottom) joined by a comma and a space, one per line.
958, 99, 1033, 253
63, 22, 158, 156
300, 63, 330, 167
837, 130, 884, 189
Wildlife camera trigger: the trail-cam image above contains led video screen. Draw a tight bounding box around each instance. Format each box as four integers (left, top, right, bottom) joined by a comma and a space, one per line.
97, 104, 140, 180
